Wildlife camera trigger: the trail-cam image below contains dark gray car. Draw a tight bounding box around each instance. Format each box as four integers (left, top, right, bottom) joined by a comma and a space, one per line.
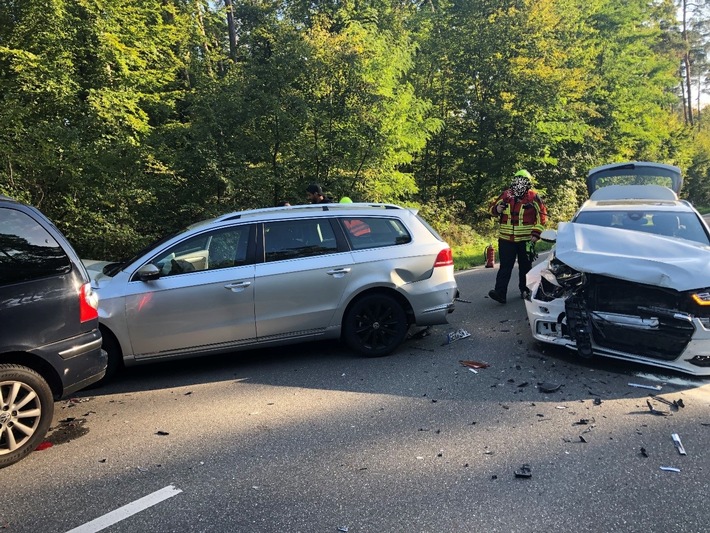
0, 196, 107, 468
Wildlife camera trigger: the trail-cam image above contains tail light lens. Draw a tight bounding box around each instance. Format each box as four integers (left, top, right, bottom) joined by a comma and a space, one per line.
79, 283, 99, 322
434, 248, 454, 267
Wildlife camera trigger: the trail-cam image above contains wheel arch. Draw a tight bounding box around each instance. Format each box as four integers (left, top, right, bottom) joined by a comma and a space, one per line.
0, 352, 62, 399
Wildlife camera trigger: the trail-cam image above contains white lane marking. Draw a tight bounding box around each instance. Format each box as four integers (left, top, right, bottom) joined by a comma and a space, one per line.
65, 485, 183, 533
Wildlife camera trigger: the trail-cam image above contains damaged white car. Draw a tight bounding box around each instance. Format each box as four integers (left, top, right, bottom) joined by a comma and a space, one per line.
525, 162, 710, 376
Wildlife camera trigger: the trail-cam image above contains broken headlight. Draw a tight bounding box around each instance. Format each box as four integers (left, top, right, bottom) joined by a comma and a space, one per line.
547, 257, 585, 289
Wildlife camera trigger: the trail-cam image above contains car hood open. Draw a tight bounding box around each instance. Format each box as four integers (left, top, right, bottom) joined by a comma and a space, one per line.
554, 222, 710, 291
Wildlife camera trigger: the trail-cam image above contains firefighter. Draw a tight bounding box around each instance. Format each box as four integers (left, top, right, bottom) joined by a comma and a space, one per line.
488, 170, 547, 304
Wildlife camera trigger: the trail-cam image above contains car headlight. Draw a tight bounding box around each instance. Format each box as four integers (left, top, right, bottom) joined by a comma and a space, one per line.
547, 257, 585, 289
691, 291, 710, 306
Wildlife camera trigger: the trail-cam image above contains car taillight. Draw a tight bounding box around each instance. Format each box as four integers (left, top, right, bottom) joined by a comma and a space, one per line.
79, 283, 99, 322
434, 248, 454, 267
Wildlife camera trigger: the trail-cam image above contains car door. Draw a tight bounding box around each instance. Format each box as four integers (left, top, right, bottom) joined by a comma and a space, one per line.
254, 218, 353, 339
125, 224, 257, 357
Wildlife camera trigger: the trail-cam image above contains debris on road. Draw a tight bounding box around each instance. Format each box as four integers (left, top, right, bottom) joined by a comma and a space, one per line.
444, 328, 471, 345
35, 441, 53, 451
156, 430, 170, 436
538, 382, 562, 393
646, 399, 670, 417
660, 466, 681, 473
651, 395, 684, 411
671, 433, 687, 455
593, 398, 603, 406
628, 382, 663, 391
459, 360, 490, 370
514, 464, 532, 478
640, 447, 648, 458
409, 327, 431, 340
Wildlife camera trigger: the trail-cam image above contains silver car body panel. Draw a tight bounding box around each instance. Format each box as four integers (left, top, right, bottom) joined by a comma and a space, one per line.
88, 204, 457, 364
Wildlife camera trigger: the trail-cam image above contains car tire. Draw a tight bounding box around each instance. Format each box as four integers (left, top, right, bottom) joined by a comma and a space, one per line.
92, 333, 123, 387
0, 364, 54, 469
343, 293, 409, 357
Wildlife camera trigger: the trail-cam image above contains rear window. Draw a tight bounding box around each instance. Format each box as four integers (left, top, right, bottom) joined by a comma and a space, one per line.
0, 207, 72, 285
341, 217, 412, 250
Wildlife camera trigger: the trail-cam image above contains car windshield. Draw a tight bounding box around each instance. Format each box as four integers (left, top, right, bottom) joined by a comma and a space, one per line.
102, 229, 185, 276
573, 210, 710, 246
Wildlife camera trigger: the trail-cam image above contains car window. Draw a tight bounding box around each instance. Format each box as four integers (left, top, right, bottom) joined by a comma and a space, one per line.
0, 207, 71, 285
264, 219, 337, 262
574, 209, 710, 245
151, 225, 251, 276
342, 217, 412, 250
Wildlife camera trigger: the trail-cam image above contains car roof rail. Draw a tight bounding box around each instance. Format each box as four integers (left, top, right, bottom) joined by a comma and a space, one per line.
215, 203, 403, 222
590, 185, 678, 201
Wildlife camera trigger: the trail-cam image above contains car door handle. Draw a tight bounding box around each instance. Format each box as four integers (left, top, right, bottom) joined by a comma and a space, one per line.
224, 281, 252, 292
326, 268, 351, 278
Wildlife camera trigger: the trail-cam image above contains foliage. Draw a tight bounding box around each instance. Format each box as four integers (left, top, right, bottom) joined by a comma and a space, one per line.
1, 0, 709, 260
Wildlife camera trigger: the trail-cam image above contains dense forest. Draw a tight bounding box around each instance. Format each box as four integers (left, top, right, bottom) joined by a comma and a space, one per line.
1, 0, 709, 259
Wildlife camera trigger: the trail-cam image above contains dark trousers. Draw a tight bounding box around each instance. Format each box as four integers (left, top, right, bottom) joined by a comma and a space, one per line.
494, 238, 532, 296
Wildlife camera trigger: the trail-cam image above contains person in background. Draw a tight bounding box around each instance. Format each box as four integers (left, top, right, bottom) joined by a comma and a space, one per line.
488, 169, 547, 304
306, 184, 332, 204
338, 196, 371, 236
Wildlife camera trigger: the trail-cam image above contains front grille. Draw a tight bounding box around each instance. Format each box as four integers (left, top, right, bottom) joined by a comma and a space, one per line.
586, 276, 695, 360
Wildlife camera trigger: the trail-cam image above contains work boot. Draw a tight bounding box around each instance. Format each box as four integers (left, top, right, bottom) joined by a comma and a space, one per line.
488, 289, 506, 304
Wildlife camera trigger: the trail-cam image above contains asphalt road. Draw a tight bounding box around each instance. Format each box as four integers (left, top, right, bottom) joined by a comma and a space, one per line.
3, 261, 710, 533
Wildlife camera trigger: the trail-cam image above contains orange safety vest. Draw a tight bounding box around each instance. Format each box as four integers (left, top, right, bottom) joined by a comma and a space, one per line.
490, 189, 547, 243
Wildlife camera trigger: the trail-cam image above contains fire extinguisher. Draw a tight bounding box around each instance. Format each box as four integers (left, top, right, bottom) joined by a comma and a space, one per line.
484, 243, 495, 268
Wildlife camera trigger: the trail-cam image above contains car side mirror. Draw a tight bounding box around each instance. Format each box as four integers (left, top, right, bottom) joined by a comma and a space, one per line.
136, 264, 161, 281
540, 229, 557, 243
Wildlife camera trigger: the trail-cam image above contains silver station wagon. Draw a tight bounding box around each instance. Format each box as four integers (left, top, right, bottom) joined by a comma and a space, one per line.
86, 203, 458, 381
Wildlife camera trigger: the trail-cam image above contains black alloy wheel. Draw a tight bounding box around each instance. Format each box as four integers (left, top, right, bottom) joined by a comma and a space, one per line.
343, 293, 408, 357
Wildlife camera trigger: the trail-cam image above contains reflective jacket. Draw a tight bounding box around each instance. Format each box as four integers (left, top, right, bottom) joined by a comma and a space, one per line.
490, 189, 547, 243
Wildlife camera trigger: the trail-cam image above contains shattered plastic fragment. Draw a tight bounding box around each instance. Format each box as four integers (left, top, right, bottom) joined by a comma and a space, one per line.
35, 441, 53, 451
646, 400, 669, 417
538, 382, 561, 393
156, 430, 170, 436
628, 382, 663, 391
640, 447, 648, 458
337, 527, 349, 533
460, 360, 490, 369
660, 466, 681, 473
671, 433, 687, 455
514, 464, 532, 478
446, 329, 471, 344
